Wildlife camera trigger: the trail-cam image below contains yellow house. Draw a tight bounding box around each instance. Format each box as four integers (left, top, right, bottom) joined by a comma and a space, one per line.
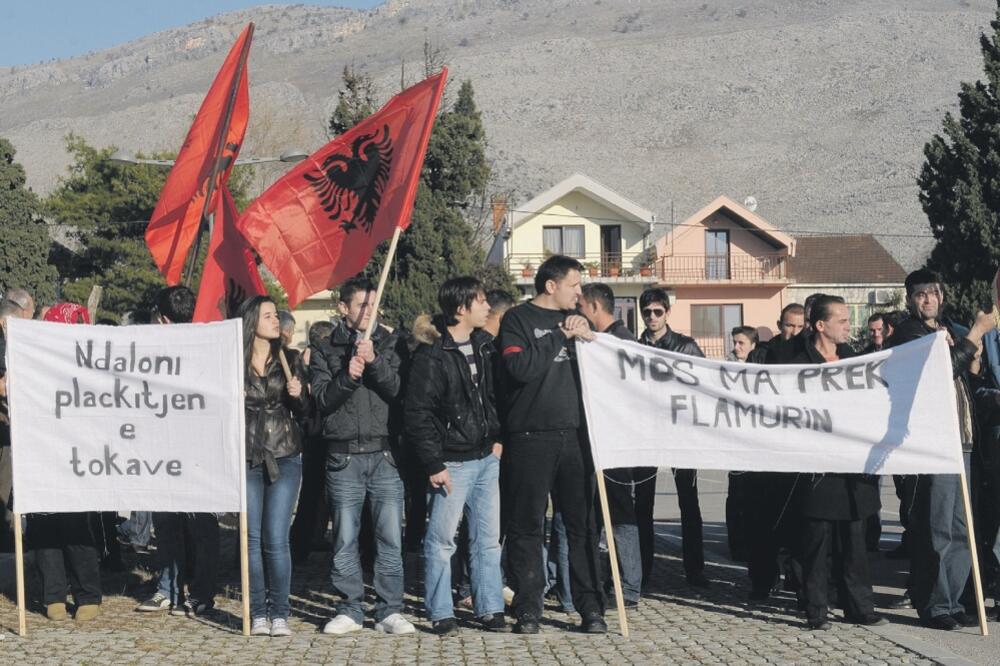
503, 173, 659, 333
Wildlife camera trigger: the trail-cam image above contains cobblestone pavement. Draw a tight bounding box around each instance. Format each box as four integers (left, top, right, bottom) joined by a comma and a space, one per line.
0, 521, 938, 666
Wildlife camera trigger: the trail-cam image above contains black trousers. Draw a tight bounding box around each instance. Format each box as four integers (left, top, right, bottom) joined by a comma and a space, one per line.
29, 512, 102, 606
634, 467, 657, 582
746, 472, 798, 594
503, 429, 604, 619
153, 512, 220, 603
726, 472, 751, 561
674, 468, 704, 576
800, 518, 874, 623
403, 440, 428, 552
289, 436, 330, 560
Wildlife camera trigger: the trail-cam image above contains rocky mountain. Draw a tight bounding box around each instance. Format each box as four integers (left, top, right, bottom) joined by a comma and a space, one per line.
2, 0, 997, 269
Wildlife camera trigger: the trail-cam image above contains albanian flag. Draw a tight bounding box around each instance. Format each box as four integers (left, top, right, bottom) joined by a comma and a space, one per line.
146, 23, 253, 285
193, 188, 266, 322
237, 69, 447, 308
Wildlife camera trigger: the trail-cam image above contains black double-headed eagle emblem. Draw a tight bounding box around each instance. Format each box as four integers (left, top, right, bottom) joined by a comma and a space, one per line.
304, 125, 393, 234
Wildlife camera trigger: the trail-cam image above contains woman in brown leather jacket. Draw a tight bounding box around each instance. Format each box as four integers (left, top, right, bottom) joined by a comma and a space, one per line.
239, 295, 309, 637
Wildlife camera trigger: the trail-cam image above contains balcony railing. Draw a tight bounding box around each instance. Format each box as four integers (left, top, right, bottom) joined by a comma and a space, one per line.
507, 251, 655, 280
656, 253, 789, 284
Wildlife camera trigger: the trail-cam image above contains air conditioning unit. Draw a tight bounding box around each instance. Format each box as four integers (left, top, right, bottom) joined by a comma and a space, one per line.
868, 289, 894, 305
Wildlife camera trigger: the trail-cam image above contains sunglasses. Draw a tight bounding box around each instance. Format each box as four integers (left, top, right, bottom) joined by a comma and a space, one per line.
641, 308, 666, 318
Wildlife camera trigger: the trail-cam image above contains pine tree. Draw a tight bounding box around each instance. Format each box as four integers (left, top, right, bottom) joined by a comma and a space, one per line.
919, 4, 1000, 323
328, 65, 378, 138
0, 137, 59, 303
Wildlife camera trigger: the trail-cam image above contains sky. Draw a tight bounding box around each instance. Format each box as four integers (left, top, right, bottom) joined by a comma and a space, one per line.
0, 1, 383, 67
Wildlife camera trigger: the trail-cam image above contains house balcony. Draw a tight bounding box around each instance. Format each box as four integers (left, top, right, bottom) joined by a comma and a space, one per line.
656, 253, 791, 285
507, 251, 657, 285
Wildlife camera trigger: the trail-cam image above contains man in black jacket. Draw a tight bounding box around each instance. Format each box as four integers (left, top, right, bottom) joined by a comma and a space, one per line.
499, 255, 605, 634
886, 269, 994, 630
636, 287, 708, 587
310, 277, 413, 635
405, 277, 506, 635
777, 295, 884, 630
580, 283, 645, 606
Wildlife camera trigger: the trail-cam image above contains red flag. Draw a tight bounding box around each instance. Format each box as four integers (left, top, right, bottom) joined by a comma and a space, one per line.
193, 188, 266, 322
146, 23, 253, 285
237, 69, 448, 308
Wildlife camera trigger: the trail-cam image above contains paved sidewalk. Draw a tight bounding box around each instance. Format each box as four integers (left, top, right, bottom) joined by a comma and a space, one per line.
0, 518, 938, 665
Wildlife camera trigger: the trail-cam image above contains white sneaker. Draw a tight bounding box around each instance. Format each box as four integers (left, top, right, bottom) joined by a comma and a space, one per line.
250, 617, 270, 636
270, 617, 292, 637
375, 613, 416, 635
323, 614, 362, 635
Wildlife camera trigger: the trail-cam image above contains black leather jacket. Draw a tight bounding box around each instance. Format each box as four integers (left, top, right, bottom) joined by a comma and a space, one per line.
245, 348, 309, 481
405, 317, 500, 475
639, 327, 705, 358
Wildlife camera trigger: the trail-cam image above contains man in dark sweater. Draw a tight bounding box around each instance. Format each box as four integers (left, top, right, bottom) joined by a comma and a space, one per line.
499, 255, 605, 634
580, 282, 645, 607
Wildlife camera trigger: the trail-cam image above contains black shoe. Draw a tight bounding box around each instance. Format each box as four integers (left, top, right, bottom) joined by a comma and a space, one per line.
432, 618, 459, 635
806, 619, 831, 631
921, 614, 960, 631
687, 572, 710, 588
848, 613, 888, 626
479, 613, 510, 632
889, 594, 912, 609
622, 598, 639, 609
182, 597, 214, 617
951, 612, 978, 628
580, 612, 607, 634
513, 615, 539, 634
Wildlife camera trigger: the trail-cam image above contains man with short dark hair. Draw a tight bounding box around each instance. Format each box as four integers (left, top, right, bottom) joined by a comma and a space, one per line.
406, 276, 506, 635
865, 313, 886, 353
500, 254, 606, 634
637, 287, 708, 587
779, 294, 884, 630
137, 286, 221, 617
580, 283, 644, 606
311, 277, 413, 635
729, 325, 758, 362
887, 269, 994, 630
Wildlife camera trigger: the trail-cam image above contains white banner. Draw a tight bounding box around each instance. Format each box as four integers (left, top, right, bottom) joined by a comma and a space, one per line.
577, 331, 964, 475
7, 318, 245, 513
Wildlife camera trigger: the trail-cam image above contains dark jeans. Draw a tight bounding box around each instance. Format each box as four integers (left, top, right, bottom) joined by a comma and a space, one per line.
29, 512, 102, 606
674, 468, 705, 576
246, 455, 302, 620
800, 518, 874, 623
403, 440, 428, 552
117, 511, 152, 548
153, 512, 220, 605
909, 458, 972, 619
894, 474, 917, 553
326, 450, 405, 623
502, 429, 604, 620
601, 468, 644, 601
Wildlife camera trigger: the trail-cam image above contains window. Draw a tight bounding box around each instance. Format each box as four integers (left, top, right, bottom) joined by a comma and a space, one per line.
614, 297, 637, 335
543, 225, 585, 258
691, 304, 743, 357
847, 303, 871, 339
705, 230, 730, 279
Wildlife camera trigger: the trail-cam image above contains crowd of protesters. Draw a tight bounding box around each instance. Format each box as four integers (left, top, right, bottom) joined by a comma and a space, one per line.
0, 255, 997, 636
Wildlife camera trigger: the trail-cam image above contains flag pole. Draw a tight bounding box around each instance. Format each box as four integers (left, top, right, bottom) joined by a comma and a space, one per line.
362, 225, 403, 341
960, 469, 989, 636
596, 471, 630, 638
183, 23, 255, 288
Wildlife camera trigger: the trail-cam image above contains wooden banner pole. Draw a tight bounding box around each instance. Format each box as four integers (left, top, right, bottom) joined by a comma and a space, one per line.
13, 511, 26, 636
595, 471, 630, 638
277, 348, 293, 383
362, 225, 403, 342
959, 470, 988, 636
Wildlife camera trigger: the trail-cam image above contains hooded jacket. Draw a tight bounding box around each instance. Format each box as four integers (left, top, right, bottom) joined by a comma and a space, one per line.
405, 314, 501, 475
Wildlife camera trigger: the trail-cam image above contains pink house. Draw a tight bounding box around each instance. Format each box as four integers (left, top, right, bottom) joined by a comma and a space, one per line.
654, 196, 796, 358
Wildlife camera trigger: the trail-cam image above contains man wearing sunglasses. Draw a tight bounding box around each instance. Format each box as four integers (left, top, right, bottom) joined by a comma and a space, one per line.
636, 288, 708, 588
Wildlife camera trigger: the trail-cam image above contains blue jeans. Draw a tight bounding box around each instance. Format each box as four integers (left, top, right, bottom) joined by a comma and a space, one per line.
546, 512, 575, 612
326, 450, 405, 623
424, 455, 503, 621
118, 511, 152, 547
246, 455, 302, 620
610, 523, 642, 603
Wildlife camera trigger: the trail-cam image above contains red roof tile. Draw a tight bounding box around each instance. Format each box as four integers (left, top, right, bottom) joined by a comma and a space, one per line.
788, 235, 906, 284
